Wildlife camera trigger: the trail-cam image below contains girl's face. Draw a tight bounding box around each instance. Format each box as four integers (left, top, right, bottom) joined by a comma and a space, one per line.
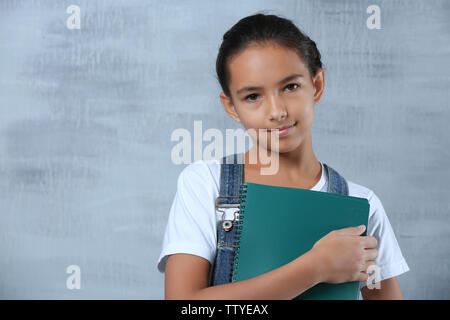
220, 42, 325, 154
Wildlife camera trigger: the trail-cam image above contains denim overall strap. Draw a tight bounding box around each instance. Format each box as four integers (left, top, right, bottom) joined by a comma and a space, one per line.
209, 153, 244, 286
323, 163, 349, 195
218, 152, 245, 205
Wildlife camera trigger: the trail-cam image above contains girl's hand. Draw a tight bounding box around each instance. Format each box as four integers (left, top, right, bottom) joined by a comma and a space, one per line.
309, 225, 378, 284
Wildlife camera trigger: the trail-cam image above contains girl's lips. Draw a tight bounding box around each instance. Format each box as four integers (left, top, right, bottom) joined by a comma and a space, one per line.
270, 122, 296, 137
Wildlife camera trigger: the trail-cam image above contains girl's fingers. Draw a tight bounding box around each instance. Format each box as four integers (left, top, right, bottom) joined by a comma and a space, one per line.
363, 248, 378, 261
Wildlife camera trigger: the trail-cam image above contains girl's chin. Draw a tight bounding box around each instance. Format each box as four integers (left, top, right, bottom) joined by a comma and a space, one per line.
257, 139, 302, 154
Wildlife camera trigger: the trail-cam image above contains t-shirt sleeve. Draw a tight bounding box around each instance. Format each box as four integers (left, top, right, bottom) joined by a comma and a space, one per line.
360, 191, 410, 288
157, 162, 218, 273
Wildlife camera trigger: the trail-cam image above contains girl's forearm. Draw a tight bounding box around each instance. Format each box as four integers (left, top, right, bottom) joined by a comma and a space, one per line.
188, 250, 321, 300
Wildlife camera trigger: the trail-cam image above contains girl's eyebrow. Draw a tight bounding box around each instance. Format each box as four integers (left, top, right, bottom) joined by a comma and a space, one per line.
236, 74, 303, 96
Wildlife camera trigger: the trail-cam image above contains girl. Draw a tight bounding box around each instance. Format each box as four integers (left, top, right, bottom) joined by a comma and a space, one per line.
157, 13, 409, 299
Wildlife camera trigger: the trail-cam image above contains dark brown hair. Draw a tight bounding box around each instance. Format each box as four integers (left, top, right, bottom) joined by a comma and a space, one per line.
216, 13, 323, 103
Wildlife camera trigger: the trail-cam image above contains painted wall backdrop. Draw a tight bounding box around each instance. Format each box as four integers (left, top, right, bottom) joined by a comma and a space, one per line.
0, 0, 448, 299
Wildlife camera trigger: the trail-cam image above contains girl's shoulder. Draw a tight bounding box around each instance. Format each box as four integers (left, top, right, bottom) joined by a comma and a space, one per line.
176, 159, 221, 194
346, 179, 385, 219
346, 179, 375, 201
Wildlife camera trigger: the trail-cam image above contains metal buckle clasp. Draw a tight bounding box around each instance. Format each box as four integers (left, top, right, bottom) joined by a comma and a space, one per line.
215, 196, 240, 232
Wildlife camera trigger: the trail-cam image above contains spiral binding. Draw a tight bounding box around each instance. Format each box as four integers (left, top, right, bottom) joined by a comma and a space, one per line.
231, 183, 248, 282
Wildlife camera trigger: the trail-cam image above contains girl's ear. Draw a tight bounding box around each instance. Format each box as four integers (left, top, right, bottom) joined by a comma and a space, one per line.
312, 69, 325, 105
220, 92, 241, 123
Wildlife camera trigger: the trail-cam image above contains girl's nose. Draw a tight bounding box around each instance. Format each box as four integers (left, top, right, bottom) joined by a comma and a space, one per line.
268, 96, 287, 121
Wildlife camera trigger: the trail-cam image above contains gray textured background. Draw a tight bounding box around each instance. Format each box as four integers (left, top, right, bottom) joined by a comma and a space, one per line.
0, 0, 448, 299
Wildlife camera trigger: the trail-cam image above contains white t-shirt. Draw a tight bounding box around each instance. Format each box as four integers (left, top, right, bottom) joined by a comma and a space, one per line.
157, 159, 410, 296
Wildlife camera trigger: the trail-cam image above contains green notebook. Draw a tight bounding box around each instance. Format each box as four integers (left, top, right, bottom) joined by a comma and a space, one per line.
231, 182, 370, 300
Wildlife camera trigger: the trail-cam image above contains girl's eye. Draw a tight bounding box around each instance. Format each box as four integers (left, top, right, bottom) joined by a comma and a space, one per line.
285, 83, 300, 92
245, 93, 259, 102
244, 83, 300, 102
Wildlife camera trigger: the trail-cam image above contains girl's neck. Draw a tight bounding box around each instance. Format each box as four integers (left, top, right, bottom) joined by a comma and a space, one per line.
243, 139, 322, 189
